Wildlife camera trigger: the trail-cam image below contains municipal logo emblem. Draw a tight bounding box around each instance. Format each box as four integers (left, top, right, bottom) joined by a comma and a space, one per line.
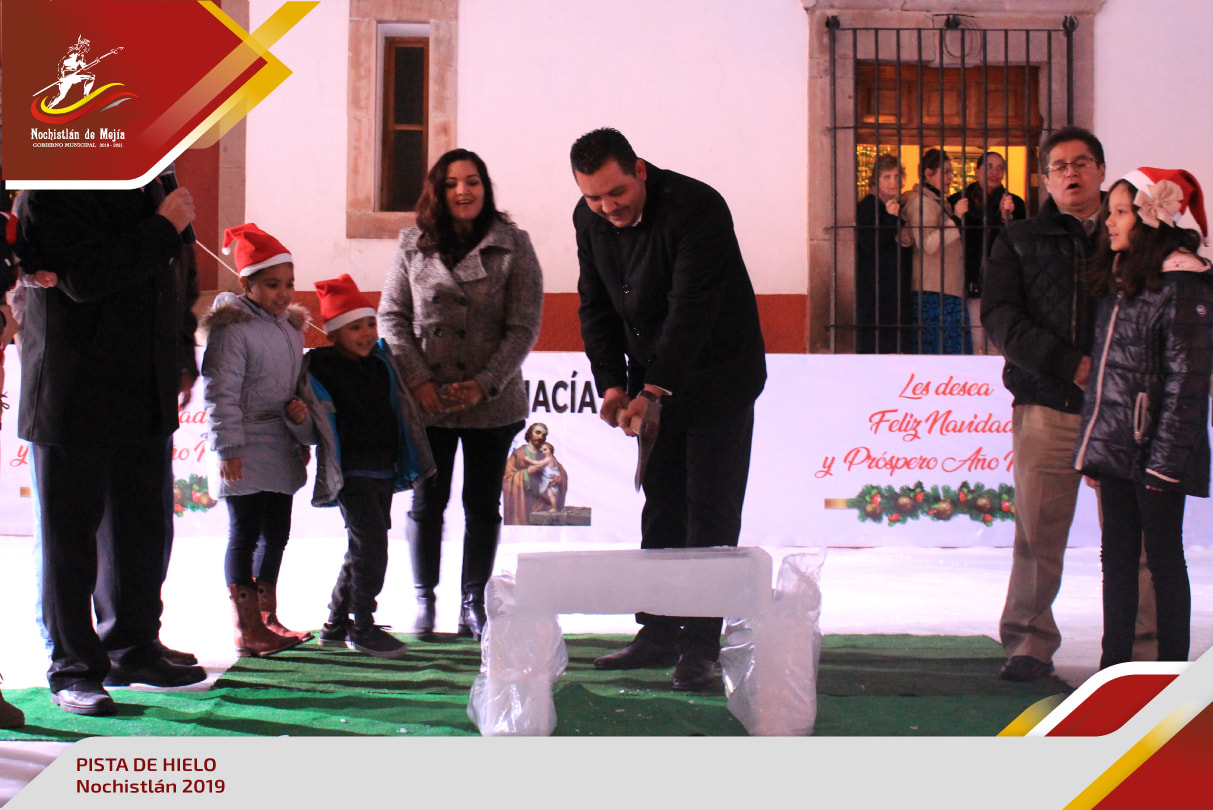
30, 34, 135, 124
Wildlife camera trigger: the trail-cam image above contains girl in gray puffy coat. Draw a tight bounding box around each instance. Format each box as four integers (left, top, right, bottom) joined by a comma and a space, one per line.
201, 224, 314, 658
1074, 168, 1213, 669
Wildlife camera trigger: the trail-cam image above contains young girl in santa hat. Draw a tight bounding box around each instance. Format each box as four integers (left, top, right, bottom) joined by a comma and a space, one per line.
1073, 167, 1213, 669
201, 223, 313, 657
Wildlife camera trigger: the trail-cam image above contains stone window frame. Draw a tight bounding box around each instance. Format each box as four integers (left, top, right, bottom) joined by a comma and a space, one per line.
801, 0, 1107, 352
347, 0, 457, 239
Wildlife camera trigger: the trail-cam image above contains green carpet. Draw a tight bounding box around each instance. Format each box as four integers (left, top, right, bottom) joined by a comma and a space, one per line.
0, 634, 1070, 740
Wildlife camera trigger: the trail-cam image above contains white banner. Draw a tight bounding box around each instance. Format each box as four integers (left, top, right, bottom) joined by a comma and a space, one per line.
4, 347, 1213, 547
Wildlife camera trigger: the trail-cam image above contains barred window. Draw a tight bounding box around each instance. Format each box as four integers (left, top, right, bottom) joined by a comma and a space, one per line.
825, 16, 1078, 355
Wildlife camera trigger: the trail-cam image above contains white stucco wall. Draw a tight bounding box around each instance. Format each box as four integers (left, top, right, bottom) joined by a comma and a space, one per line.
245, 0, 809, 295
243, 0, 1213, 299
245, 0, 364, 290
1095, 0, 1213, 241
455, 0, 810, 294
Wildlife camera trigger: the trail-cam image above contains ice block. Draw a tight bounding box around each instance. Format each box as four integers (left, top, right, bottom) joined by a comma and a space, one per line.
513, 546, 773, 617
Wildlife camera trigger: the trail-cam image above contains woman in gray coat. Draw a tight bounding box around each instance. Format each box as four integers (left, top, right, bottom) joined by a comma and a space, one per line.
379, 149, 544, 641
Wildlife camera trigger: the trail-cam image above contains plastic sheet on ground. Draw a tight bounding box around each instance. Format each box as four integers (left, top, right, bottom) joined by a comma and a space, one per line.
721, 550, 825, 736
467, 573, 568, 736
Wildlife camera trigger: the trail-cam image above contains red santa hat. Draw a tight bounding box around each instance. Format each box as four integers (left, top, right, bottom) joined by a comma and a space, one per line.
314, 274, 376, 334
222, 223, 292, 277
1119, 167, 1208, 242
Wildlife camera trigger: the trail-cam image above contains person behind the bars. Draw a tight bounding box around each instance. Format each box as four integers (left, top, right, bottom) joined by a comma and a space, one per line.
949, 150, 1025, 353
855, 153, 915, 354
902, 148, 971, 354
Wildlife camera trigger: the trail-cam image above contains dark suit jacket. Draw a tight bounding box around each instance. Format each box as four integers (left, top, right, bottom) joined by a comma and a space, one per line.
574, 163, 766, 415
18, 189, 192, 445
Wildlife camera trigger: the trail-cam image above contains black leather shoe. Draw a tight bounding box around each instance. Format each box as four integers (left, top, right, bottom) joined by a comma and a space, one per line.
52, 682, 116, 716
457, 601, 487, 641
998, 655, 1054, 682
156, 642, 198, 667
104, 657, 206, 688
594, 638, 680, 670
671, 655, 717, 691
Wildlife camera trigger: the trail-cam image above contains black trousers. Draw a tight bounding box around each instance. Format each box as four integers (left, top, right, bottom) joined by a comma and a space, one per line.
637, 401, 755, 658
224, 491, 293, 588
1099, 476, 1191, 668
35, 439, 171, 692
31, 442, 176, 651
409, 421, 523, 598
327, 475, 395, 623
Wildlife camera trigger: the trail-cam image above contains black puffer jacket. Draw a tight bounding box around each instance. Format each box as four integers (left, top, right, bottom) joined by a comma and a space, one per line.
981, 196, 1101, 414
1073, 251, 1213, 496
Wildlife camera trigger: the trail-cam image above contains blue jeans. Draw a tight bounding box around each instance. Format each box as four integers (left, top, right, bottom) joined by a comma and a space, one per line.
913, 292, 972, 355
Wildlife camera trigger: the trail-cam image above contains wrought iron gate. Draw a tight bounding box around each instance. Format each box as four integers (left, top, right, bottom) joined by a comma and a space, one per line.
826, 15, 1078, 355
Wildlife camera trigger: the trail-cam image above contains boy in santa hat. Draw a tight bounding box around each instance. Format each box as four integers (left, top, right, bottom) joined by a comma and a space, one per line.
301, 274, 435, 658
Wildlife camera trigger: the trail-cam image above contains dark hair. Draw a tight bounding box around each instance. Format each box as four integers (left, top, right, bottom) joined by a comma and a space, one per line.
868, 153, 903, 190
965, 152, 1006, 206
415, 148, 509, 267
525, 422, 549, 442
1039, 126, 1105, 174
919, 148, 951, 183
976, 151, 1005, 170
570, 128, 638, 176
1087, 179, 1203, 298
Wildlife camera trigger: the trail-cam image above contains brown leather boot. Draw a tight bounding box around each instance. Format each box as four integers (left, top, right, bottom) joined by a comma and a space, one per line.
0, 674, 24, 730
230, 584, 303, 657
255, 580, 314, 642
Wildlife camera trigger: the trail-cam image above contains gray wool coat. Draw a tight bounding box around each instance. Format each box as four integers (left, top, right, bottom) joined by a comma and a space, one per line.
379, 218, 544, 429
200, 294, 313, 498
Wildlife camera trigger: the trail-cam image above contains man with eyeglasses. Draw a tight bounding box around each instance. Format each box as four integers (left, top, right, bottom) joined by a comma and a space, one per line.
982, 126, 1124, 681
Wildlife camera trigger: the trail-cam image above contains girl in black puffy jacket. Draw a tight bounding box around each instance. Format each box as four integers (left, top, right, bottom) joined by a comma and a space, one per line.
1074, 169, 1213, 669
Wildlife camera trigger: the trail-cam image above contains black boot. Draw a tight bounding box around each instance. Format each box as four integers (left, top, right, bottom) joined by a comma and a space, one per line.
407, 515, 442, 640
458, 597, 487, 640
415, 590, 436, 640
457, 517, 499, 641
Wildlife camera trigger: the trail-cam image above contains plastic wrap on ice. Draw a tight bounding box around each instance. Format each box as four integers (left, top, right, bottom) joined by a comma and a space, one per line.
467, 573, 568, 736
721, 550, 824, 736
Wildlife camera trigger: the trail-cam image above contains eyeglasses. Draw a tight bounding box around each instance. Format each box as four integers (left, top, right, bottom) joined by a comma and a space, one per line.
1043, 156, 1099, 176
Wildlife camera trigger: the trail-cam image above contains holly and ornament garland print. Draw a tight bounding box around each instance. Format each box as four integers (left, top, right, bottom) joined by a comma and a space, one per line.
848, 481, 1014, 526
173, 474, 219, 516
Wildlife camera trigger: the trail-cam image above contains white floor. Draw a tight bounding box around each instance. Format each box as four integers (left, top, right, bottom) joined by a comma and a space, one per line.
3, 534, 1212, 691
3, 534, 1212, 805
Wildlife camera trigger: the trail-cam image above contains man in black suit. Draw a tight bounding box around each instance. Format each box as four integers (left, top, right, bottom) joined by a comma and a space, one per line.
19, 185, 206, 715
571, 128, 766, 690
